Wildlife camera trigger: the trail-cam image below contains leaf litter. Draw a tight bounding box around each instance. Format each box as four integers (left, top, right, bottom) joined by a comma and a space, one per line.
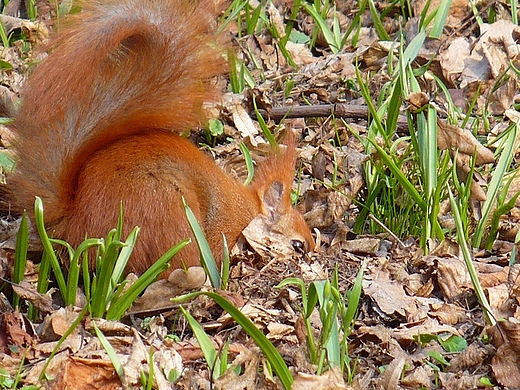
0, 0, 520, 389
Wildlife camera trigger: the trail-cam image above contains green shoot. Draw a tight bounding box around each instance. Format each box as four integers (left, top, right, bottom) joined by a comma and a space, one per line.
92, 320, 124, 378
183, 199, 221, 288
180, 306, 226, 382
276, 261, 366, 376
473, 121, 519, 248
449, 188, 495, 326
174, 291, 293, 390
239, 142, 255, 186
12, 212, 28, 309
33, 197, 187, 320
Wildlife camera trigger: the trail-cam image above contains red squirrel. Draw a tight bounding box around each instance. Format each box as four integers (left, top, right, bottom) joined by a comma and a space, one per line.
3, 0, 314, 277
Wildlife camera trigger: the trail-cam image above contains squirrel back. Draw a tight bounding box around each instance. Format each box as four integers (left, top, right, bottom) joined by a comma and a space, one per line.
5, 0, 314, 276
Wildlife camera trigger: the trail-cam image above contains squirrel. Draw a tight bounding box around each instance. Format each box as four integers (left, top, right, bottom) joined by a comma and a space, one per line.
3, 0, 314, 277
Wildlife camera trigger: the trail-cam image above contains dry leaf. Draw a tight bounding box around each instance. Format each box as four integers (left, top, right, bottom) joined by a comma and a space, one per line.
480, 20, 520, 78
448, 341, 495, 373
214, 348, 260, 389
119, 331, 147, 386
153, 348, 184, 390
363, 268, 418, 318
491, 337, 520, 387
0, 311, 37, 355
11, 281, 53, 313
266, 322, 294, 340
438, 371, 490, 389
429, 303, 468, 325
437, 257, 473, 301
401, 366, 434, 389
440, 37, 471, 84
437, 120, 494, 165
412, 0, 468, 25
129, 267, 206, 314
50, 357, 121, 390
342, 237, 381, 255
391, 318, 460, 343
378, 356, 407, 390
231, 102, 260, 144
292, 367, 349, 390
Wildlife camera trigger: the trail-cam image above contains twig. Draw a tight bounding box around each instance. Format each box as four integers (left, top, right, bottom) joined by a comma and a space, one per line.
257, 103, 409, 132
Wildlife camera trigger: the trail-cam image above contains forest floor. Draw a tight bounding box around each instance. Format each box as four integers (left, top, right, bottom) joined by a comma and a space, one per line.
1, 0, 520, 389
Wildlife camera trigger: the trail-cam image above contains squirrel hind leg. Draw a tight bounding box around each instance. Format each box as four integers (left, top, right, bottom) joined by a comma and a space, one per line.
59, 140, 204, 276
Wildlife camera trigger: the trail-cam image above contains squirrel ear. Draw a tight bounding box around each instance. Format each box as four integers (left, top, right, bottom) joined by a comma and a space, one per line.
252, 130, 297, 221
261, 180, 291, 223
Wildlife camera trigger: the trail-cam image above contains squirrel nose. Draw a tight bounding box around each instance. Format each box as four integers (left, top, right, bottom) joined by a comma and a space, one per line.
291, 239, 306, 254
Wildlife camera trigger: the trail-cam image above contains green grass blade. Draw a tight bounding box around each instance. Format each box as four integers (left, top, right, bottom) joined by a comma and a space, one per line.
112, 227, 139, 284
344, 260, 366, 336
239, 143, 254, 186
253, 96, 276, 146
429, 0, 452, 38
179, 306, 219, 375
0, 19, 10, 48
385, 74, 402, 135
402, 30, 426, 67
173, 291, 293, 389
13, 212, 29, 308
276, 277, 308, 310
92, 320, 124, 378
301, 3, 339, 53
220, 234, 230, 290
34, 197, 67, 298
367, 0, 390, 40
145, 346, 154, 390
66, 238, 103, 306
218, 0, 247, 34
37, 248, 52, 294
367, 140, 427, 210
449, 188, 495, 326
106, 238, 189, 320
324, 304, 340, 369
473, 122, 518, 247
91, 240, 125, 318
183, 199, 220, 288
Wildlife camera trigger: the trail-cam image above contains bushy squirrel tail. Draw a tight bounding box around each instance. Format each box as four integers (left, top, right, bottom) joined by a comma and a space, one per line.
7, 0, 225, 223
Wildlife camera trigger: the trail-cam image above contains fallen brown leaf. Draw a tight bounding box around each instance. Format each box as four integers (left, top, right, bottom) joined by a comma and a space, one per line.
11, 281, 53, 313
49, 356, 121, 390
292, 367, 350, 390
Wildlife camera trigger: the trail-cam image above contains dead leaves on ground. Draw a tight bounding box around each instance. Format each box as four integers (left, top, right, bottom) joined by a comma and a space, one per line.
357, 237, 520, 389
1, 0, 520, 389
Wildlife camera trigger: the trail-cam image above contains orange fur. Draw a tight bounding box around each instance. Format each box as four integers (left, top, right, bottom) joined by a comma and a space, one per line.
4, 0, 313, 277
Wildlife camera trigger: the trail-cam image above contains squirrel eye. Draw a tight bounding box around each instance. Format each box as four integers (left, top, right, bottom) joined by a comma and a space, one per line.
291, 239, 306, 254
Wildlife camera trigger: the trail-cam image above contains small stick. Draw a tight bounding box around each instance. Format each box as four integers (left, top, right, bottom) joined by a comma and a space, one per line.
257, 103, 409, 132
